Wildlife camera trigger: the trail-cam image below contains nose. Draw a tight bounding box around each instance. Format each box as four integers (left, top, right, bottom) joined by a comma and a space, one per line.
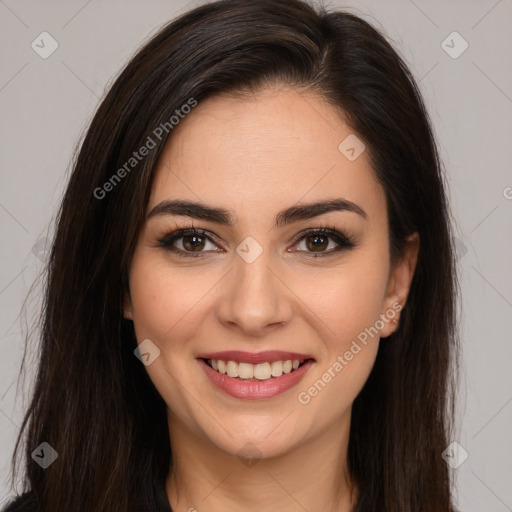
215, 250, 294, 337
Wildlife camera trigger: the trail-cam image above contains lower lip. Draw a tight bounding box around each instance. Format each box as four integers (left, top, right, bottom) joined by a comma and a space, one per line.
197, 358, 315, 400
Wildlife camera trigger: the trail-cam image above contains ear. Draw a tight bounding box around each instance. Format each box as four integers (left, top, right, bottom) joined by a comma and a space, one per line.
123, 291, 134, 320
380, 232, 420, 338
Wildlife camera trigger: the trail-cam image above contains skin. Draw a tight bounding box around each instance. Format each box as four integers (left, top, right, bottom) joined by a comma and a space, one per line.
124, 85, 419, 512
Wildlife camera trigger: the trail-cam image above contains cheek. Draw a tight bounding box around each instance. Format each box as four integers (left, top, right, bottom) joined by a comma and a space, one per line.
305, 261, 389, 348
293, 257, 389, 407
129, 259, 210, 344
127, 256, 218, 413
129, 267, 175, 341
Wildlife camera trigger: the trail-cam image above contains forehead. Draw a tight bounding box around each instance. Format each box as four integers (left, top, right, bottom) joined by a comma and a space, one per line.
148, 86, 385, 225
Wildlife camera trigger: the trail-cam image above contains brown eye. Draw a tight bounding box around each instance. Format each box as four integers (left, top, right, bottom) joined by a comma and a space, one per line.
156, 229, 221, 257
292, 227, 356, 257
181, 233, 207, 252
303, 233, 329, 252
157, 226, 355, 259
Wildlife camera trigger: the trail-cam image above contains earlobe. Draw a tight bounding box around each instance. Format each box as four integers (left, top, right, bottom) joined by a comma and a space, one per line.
123, 292, 134, 320
380, 232, 420, 337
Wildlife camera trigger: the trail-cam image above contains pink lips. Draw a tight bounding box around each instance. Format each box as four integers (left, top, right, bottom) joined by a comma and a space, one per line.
196, 352, 315, 400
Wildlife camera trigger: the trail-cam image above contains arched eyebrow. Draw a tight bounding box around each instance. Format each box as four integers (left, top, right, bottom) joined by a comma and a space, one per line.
146, 198, 367, 227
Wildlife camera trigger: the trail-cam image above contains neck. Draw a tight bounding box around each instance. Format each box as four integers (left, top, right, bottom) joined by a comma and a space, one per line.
165, 409, 356, 512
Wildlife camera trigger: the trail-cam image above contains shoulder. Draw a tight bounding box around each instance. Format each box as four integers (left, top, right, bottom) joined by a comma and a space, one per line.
2, 492, 37, 512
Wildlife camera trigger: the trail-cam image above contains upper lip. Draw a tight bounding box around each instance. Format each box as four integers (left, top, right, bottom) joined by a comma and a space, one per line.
196, 350, 315, 364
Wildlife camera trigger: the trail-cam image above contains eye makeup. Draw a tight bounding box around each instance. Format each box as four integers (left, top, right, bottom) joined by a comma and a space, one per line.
154, 223, 357, 259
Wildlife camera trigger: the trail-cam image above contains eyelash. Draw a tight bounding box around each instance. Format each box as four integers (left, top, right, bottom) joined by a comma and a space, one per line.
155, 223, 356, 259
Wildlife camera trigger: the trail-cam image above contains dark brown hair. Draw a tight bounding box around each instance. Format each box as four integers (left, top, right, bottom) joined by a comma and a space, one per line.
5, 0, 459, 510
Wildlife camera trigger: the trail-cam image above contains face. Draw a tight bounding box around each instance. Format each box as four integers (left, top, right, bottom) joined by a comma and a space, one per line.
124, 85, 418, 460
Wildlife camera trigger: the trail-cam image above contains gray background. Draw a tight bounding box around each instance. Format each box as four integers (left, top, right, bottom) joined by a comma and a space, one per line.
1, 0, 511, 510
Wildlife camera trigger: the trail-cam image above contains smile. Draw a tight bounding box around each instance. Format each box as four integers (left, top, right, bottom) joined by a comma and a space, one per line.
205, 358, 308, 380
196, 351, 315, 400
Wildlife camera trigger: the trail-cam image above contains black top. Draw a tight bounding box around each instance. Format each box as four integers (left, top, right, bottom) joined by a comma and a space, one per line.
2, 490, 173, 512
2, 492, 37, 512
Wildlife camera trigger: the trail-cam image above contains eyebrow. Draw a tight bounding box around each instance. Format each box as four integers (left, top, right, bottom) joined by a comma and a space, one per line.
146, 198, 367, 227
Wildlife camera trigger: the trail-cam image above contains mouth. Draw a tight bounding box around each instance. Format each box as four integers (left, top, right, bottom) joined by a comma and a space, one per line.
201, 357, 314, 381
196, 352, 316, 400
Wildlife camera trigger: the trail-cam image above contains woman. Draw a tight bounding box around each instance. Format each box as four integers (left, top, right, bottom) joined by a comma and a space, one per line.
4, 0, 459, 510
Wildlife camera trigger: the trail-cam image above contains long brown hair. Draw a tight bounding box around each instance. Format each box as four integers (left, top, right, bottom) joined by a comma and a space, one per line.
6, 1, 459, 510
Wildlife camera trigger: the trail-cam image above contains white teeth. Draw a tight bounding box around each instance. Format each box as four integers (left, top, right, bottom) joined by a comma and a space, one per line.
253, 362, 271, 380
282, 360, 292, 373
270, 360, 283, 377
226, 360, 239, 378
238, 362, 254, 379
207, 358, 304, 380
